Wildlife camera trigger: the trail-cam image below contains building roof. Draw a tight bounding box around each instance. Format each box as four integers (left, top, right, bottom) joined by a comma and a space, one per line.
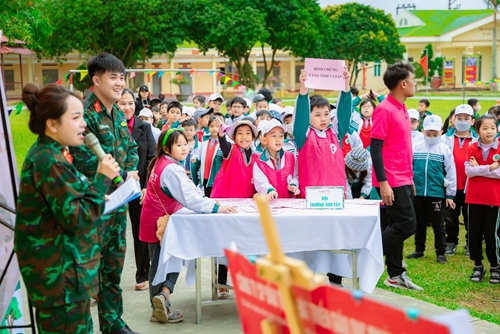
397, 10, 494, 37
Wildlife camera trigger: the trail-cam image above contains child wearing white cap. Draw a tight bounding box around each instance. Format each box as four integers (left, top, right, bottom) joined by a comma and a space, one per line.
408, 109, 424, 146
253, 119, 299, 199
441, 104, 477, 256
139, 108, 162, 142
407, 115, 456, 264
208, 93, 224, 113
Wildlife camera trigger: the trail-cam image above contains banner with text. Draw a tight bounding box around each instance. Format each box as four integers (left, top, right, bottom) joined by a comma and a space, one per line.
443, 59, 455, 85
464, 55, 478, 83
304, 58, 345, 91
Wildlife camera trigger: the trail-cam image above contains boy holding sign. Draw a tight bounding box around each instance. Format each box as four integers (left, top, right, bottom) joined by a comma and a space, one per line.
293, 66, 352, 286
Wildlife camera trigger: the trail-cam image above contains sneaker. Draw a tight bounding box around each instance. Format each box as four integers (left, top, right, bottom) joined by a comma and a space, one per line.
135, 281, 149, 291
383, 272, 424, 291
406, 251, 424, 259
437, 255, 447, 263
490, 267, 500, 284
402, 260, 408, 269
470, 266, 485, 282
445, 243, 456, 255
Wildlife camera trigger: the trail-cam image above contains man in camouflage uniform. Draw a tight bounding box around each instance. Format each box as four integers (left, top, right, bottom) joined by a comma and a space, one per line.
70, 53, 140, 334
15, 135, 112, 333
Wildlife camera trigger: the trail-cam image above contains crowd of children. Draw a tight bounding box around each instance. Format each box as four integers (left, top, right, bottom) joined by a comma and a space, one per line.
125, 66, 500, 324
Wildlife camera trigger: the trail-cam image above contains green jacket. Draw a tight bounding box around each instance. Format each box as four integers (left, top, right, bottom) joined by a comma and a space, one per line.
70, 93, 139, 207
190, 139, 223, 187
15, 136, 111, 308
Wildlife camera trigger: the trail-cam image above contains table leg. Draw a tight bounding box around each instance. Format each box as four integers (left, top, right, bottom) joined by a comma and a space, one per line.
352, 250, 359, 290
211, 257, 217, 301
196, 257, 202, 325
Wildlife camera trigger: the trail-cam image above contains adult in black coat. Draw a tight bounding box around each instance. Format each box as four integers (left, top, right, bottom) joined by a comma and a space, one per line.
135, 84, 151, 115
119, 88, 157, 290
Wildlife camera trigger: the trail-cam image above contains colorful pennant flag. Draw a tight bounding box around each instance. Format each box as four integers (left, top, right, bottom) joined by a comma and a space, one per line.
64, 72, 70, 81
189, 68, 195, 75
231, 81, 239, 87
197, 72, 203, 76
149, 71, 157, 77
14, 102, 24, 115
218, 72, 224, 78
158, 71, 165, 78
420, 55, 428, 74
223, 76, 231, 84
177, 74, 183, 81
129, 71, 136, 79
146, 70, 151, 75
55, 79, 63, 85
175, 71, 181, 75
209, 71, 215, 76
80, 70, 88, 80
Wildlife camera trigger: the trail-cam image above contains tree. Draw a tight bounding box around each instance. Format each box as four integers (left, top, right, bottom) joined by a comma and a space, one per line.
0, 0, 51, 52
35, 0, 189, 72
188, 0, 269, 89
322, 3, 405, 86
258, 0, 326, 88
4, 297, 21, 334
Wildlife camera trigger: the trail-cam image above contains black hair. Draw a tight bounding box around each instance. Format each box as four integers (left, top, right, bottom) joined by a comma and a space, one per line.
159, 101, 168, 108
419, 99, 430, 107
256, 110, 271, 119
87, 53, 125, 83
193, 95, 206, 106
208, 115, 219, 127
232, 96, 246, 107
271, 97, 282, 104
121, 88, 134, 98
441, 109, 456, 133
284, 114, 293, 121
488, 105, 500, 117
226, 98, 234, 108
350, 87, 359, 97
474, 114, 497, 133
148, 130, 188, 176
150, 99, 162, 109
256, 99, 269, 106
468, 98, 479, 108
359, 99, 376, 110
167, 101, 183, 112
213, 112, 224, 119
151, 106, 160, 112
345, 166, 367, 183
309, 95, 330, 112
22, 83, 81, 136
257, 88, 273, 102
182, 119, 197, 128
383, 62, 415, 90
241, 116, 256, 125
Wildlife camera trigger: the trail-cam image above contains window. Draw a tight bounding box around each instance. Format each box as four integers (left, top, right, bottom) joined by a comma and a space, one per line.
42, 69, 59, 84
3, 70, 14, 91
399, 18, 408, 27
295, 65, 303, 83
408, 57, 414, 62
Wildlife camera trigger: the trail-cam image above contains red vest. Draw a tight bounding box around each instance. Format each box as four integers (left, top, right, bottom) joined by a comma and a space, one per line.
140, 156, 183, 243
255, 151, 296, 198
211, 144, 258, 198
465, 142, 500, 206
359, 121, 372, 149
453, 136, 472, 190
298, 128, 347, 198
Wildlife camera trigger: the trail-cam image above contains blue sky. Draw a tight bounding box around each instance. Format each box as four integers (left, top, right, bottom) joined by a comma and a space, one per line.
318, 0, 491, 16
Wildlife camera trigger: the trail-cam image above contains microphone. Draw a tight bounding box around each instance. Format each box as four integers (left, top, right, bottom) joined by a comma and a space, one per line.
84, 133, 124, 185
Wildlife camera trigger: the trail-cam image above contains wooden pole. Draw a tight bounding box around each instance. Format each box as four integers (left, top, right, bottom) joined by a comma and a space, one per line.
19, 54, 23, 90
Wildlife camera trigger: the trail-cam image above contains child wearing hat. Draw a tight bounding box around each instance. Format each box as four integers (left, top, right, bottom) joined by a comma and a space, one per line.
193, 107, 214, 142
344, 146, 373, 199
139, 108, 162, 142
253, 119, 299, 199
208, 93, 224, 113
407, 115, 456, 263
441, 104, 477, 256
408, 108, 424, 146
135, 84, 151, 114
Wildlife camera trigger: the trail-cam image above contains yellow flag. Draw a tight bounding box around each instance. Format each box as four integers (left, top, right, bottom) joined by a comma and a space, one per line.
80, 70, 88, 80
223, 76, 231, 84
149, 71, 157, 77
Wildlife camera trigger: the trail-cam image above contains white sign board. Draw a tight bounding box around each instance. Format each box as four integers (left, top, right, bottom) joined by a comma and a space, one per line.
305, 187, 344, 210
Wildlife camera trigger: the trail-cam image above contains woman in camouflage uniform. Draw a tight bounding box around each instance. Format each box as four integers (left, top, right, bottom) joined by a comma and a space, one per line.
14, 83, 120, 334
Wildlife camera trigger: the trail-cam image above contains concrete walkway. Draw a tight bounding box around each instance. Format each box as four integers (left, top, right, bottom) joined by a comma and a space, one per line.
85, 224, 500, 333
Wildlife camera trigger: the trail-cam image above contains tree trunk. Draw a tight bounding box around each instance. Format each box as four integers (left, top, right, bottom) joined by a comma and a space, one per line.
349, 60, 358, 87
261, 46, 277, 89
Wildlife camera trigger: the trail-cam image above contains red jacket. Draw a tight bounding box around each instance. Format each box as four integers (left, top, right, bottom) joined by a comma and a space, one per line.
465, 141, 500, 206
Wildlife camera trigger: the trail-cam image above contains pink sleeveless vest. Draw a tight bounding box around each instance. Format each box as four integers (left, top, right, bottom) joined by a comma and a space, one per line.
139, 156, 182, 243
255, 151, 295, 198
211, 144, 257, 198
298, 128, 347, 199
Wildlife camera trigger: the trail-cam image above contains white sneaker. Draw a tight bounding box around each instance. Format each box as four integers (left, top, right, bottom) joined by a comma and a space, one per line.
383, 272, 424, 291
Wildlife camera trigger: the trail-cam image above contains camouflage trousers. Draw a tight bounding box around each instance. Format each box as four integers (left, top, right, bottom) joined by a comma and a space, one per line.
96, 210, 127, 332
36, 299, 92, 334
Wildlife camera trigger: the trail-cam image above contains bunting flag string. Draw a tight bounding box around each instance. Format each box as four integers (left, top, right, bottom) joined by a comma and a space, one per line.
80, 70, 88, 80
175, 71, 181, 75
158, 71, 164, 78
209, 71, 215, 76
146, 70, 151, 75
149, 71, 157, 77
55, 79, 63, 85
218, 72, 224, 78
129, 71, 136, 79
14, 102, 24, 115
197, 71, 203, 76
189, 68, 195, 75
231, 81, 239, 87
223, 76, 231, 84
64, 72, 71, 82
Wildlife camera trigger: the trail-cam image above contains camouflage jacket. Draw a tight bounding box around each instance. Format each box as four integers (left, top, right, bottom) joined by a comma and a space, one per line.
15, 135, 112, 308
70, 92, 139, 205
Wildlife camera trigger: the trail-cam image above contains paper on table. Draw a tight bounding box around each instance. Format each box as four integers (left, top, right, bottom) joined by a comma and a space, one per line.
103, 178, 141, 215
304, 58, 346, 91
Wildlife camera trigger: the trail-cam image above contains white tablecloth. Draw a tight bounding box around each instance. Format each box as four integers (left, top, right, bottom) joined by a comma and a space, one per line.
154, 199, 384, 293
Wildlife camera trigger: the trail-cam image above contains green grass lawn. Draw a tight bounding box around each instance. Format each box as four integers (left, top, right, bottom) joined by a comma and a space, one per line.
8, 97, 500, 325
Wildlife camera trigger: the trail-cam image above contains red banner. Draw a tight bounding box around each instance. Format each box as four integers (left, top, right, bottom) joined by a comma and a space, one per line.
465, 55, 478, 83
226, 249, 451, 334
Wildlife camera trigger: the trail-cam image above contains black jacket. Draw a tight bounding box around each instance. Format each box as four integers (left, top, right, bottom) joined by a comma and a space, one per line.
131, 116, 156, 188
135, 97, 151, 116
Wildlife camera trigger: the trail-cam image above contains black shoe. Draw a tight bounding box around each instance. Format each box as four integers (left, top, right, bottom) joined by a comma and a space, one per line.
406, 251, 424, 259
103, 326, 140, 334
445, 243, 456, 255
437, 255, 447, 263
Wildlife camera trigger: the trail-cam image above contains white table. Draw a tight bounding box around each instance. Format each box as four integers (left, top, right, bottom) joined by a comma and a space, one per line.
154, 199, 383, 324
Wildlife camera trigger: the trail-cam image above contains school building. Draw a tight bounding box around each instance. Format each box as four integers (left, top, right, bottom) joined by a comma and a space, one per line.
1, 9, 498, 99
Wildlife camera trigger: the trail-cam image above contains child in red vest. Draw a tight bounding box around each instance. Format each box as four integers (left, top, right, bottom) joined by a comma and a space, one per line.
253, 119, 299, 199
358, 99, 376, 149
465, 114, 500, 284
140, 129, 235, 324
